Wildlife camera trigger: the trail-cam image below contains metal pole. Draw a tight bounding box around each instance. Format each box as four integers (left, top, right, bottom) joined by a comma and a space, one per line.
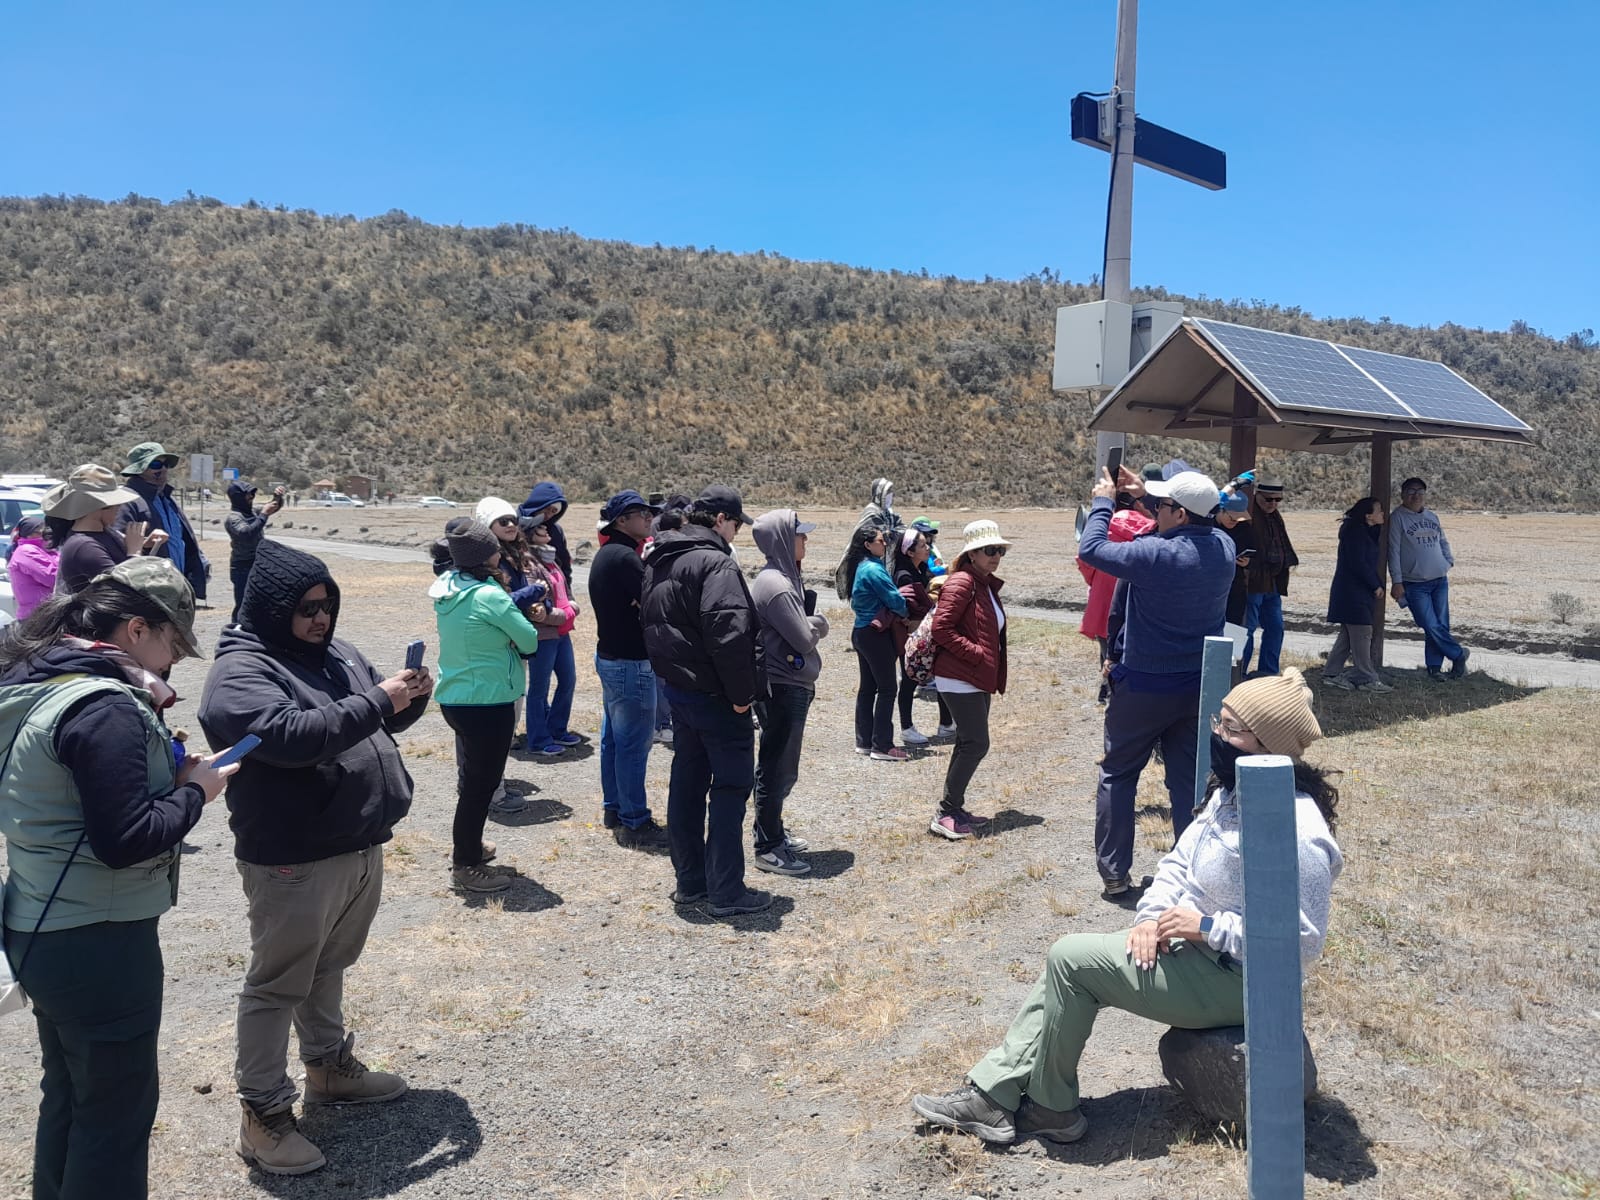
1193, 635, 1233, 814
1095, 0, 1138, 476
1238, 753, 1306, 1200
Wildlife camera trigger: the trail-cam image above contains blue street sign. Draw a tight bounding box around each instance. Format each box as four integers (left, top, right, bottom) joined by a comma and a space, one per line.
1071, 94, 1227, 191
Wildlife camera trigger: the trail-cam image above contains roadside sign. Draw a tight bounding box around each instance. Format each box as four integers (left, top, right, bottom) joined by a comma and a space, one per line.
221, 467, 240, 482
189, 454, 215, 484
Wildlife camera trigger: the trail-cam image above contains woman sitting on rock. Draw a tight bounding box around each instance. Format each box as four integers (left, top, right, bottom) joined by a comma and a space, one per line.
911, 668, 1342, 1146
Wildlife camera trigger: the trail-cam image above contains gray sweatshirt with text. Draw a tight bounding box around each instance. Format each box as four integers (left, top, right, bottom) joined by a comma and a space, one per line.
1387, 506, 1454, 583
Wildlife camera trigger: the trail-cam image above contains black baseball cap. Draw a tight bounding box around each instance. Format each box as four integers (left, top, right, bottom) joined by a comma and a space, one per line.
692, 485, 753, 525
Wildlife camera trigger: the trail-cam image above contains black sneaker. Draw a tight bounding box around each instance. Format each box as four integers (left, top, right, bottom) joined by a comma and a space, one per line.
1449, 647, 1471, 678
601, 809, 621, 829
670, 887, 707, 906
615, 819, 667, 849
708, 889, 773, 917
910, 1082, 1015, 1145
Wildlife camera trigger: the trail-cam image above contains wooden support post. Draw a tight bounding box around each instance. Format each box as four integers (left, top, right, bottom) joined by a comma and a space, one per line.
1370, 434, 1393, 666
1239, 754, 1305, 1200
1229, 380, 1258, 478
1193, 636, 1233, 814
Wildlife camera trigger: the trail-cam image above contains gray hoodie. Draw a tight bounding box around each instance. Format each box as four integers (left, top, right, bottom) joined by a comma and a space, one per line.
751, 510, 830, 691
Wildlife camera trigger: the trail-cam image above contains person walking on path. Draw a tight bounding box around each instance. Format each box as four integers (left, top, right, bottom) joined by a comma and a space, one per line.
223, 481, 285, 623
927, 520, 1011, 840
1324, 497, 1392, 692
893, 528, 949, 745
429, 521, 545, 894
910, 669, 1341, 1147
849, 526, 909, 760
589, 490, 666, 847
1240, 475, 1297, 678
43, 464, 169, 594
1389, 476, 1470, 680
1, 558, 234, 1200
198, 539, 430, 1176
641, 486, 771, 918
749, 509, 829, 876
115, 442, 210, 605
6, 516, 58, 619
1078, 468, 1235, 897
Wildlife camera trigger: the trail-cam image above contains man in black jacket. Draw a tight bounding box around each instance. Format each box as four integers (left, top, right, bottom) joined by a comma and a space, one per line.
641, 485, 770, 917
589, 489, 664, 845
198, 539, 432, 1176
116, 441, 210, 603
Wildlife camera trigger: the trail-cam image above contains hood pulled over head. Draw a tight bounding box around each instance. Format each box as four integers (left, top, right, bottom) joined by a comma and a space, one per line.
518, 481, 568, 526
237, 539, 340, 661
752, 509, 809, 588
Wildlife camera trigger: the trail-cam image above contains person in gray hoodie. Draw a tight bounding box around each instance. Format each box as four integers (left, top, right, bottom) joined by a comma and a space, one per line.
750, 509, 830, 876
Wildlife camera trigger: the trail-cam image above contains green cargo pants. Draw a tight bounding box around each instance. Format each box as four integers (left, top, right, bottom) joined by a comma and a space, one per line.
967, 930, 1244, 1112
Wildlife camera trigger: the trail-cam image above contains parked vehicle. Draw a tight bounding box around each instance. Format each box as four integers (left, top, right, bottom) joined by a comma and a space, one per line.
316, 492, 366, 507
1, 487, 45, 536
417, 496, 458, 508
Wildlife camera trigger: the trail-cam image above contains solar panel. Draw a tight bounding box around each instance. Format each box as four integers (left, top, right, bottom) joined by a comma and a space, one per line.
1194, 320, 1413, 419
1335, 345, 1531, 432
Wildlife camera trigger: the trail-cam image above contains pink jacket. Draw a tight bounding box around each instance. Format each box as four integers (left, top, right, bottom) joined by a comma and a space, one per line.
1077, 508, 1154, 639
546, 563, 579, 638
9, 538, 59, 619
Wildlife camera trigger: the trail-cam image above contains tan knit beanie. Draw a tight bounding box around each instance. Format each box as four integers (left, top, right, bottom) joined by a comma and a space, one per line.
1221, 667, 1321, 759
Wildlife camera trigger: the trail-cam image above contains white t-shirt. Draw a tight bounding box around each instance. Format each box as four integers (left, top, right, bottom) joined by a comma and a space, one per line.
934, 591, 1004, 694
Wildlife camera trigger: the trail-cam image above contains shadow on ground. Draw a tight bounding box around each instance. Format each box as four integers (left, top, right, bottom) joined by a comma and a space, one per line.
1313, 668, 1542, 737
251, 1087, 481, 1196
979, 810, 1045, 838
673, 893, 798, 932
491, 791, 572, 827
461, 874, 563, 913
802, 849, 856, 880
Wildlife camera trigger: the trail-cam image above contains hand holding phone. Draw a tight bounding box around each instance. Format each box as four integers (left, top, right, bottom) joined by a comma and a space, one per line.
1105, 447, 1124, 488
209, 733, 262, 770
405, 639, 426, 672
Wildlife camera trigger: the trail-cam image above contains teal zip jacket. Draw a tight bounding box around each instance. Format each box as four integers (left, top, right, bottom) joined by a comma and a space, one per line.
851, 557, 908, 629
429, 571, 542, 705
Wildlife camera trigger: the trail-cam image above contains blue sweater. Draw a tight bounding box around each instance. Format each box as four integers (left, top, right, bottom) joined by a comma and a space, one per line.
1078, 498, 1235, 674
850, 557, 907, 628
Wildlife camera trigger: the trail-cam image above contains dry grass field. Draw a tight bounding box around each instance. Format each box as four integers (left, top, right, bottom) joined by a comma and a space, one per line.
1, 539, 1595, 1199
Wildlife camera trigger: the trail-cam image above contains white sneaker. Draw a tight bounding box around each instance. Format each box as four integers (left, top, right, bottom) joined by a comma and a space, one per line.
935, 724, 957, 739
900, 726, 931, 746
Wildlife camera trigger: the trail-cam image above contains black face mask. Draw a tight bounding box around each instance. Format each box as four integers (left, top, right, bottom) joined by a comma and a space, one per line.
1209, 732, 1244, 791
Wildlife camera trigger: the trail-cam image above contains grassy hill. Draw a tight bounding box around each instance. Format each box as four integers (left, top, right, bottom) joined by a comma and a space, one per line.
0, 194, 1594, 509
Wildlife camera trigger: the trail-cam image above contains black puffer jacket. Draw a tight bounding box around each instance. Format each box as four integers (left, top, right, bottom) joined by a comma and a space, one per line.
197, 540, 426, 865
641, 524, 764, 707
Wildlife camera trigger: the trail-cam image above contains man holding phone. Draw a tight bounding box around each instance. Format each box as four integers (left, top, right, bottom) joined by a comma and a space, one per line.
199, 539, 432, 1175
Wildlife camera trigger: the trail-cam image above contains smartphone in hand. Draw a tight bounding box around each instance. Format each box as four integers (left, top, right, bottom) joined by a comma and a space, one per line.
405, 640, 425, 671
1105, 447, 1124, 487
210, 734, 262, 770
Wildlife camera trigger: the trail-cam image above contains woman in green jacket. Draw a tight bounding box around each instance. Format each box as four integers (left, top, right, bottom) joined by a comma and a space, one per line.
428, 521, 543, 894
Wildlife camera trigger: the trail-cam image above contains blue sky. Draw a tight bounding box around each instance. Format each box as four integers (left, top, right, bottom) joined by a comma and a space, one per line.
3, 0, 1595, 336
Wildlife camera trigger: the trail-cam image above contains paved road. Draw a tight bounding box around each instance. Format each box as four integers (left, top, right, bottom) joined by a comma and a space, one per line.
201, 528, 423, 564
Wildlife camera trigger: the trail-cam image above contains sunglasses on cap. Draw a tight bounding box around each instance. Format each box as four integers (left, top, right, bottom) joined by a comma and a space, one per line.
978, 545, 1007, 558
295, 597, 337, 619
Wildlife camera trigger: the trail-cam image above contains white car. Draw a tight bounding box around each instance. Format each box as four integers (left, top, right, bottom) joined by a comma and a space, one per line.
1, 488, 46, 617
316, 493, 366, 508
417, 496, 458, 508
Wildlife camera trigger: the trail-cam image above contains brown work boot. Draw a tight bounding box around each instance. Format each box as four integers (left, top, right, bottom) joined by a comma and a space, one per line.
303, 1034, 407, 1105
237, 1102, 325, 1175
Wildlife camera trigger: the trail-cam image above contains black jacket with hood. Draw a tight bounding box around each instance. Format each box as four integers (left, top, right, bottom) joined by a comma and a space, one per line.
518, 481, 572, 578
641, 523, 763, 707
197, 539, 426, 865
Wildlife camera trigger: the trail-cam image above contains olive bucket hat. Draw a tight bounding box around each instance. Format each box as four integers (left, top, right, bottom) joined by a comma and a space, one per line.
121, 442, 181, 477
98, 557, 204, 659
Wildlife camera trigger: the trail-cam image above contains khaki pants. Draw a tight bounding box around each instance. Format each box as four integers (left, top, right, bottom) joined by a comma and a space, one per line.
235, 846, 383, 1113
967, 931, 1244, 1112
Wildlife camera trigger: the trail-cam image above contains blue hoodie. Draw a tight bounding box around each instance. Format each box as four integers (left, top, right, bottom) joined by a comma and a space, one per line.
518, 481, 571, 577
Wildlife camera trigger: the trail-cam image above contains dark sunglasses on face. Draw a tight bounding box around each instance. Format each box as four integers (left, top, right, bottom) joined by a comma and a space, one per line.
492, 516, 518, 527
296, 598, 337, 619
979, 546, 1007, 557
147, 463, 166, 472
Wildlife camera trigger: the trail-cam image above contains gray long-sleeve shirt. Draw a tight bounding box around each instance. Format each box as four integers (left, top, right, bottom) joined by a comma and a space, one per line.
1387, 507, 1454, 583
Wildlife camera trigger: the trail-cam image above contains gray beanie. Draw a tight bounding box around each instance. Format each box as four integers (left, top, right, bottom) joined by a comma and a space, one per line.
447, 520, 502, 570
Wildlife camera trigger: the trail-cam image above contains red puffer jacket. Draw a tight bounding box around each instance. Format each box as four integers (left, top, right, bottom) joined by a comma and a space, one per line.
930, 568, 1007, 694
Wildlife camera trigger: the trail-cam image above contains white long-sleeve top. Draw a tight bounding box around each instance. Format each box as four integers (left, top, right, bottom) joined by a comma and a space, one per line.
1134, 787, 1343, 968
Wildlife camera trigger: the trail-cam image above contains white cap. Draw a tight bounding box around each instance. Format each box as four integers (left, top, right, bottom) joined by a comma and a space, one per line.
1143, 471, 1221, 517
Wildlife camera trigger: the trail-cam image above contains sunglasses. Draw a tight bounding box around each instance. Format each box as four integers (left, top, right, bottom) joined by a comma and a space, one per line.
147, 463, 167, 472
295, 597, 337, 619
492, 516, 518, 527
978, 545, 1007, 558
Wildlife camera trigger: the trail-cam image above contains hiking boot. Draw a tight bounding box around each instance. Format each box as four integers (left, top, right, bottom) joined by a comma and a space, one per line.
871, 747, 910, 762
929, 814, 974, 841
1450, 647, 1471, 678
1102, 874, 1132, 897
615, 819, 667, 849
900, 726, 931, 746
708, 889, 773, 917
237, 1103, 326, 1175
1016, 1097, 1088, 1144
670, 887, 707, 906
1356, 679, 1394, 693
783, 833, 810, 853
754, 846, 812, 876
304, 1034, 407, 1105
451, 863, 510, 893
910, 1082, 1015, 1145
1321, 675, 1354, 690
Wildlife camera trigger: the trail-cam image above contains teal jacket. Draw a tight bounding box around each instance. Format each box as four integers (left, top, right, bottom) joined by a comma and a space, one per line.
851, 557, 908, 629
429, 571, 542, 705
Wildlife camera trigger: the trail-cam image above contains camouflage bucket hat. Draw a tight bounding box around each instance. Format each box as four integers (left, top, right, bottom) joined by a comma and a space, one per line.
100, 557, 203, 659
122, 441, 181, 476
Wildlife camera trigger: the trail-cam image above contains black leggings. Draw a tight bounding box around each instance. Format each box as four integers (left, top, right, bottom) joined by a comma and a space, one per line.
852, 626, 899, 753
898, 656, 952, 730
440, 703, 516, 865
939, 689, 991, 815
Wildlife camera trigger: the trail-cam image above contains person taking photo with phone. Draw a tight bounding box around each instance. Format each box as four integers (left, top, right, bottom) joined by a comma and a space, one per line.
198, 539, 432, 1176
1, 557, 234, 1199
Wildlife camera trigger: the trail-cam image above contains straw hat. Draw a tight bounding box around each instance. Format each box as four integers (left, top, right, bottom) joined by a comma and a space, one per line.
41, 464, 140, 521
959, 520, 1012, 557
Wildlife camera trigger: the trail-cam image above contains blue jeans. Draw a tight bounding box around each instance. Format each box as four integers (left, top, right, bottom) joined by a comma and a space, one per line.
526, 636, 576, 750
1402, 576, 1464, 670
664, 684, 755, 906
753, 684, 814, 853
595, 655, 657, 828
1242, 592, 1284, 677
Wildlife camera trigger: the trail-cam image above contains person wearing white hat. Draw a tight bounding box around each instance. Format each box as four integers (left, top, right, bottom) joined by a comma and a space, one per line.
1078, 467, 1236, 896
926, 520, 1012, 839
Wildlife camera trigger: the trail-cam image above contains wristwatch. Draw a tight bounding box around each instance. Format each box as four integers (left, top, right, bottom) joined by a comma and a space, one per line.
1198, 915, 1214, 939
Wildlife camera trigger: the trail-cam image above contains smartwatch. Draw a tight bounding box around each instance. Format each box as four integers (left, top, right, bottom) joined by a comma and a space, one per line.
1198, 915, 1214, 939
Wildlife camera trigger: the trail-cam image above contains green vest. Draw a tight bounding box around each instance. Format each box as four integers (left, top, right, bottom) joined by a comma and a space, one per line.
1, 674, 182, 933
